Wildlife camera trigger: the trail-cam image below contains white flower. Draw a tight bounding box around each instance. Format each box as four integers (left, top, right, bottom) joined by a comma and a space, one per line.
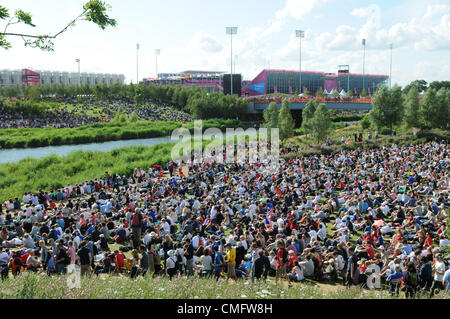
241, 294, 247, 298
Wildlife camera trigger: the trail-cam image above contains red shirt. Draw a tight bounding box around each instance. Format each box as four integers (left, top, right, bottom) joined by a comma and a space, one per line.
276, 249, 286, 267
115, 253, 125, 270
366, 245, 375, 260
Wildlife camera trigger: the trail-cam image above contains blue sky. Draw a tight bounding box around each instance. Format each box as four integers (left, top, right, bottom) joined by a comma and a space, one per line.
1, 0, 449, 86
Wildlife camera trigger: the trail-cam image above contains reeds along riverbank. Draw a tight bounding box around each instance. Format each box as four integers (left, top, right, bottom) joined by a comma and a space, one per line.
0, 143, 175, 202
0, 119, 245, 149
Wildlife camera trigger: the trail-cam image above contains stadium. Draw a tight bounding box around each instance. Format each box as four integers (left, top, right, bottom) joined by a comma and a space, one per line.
242, 65, 389, 97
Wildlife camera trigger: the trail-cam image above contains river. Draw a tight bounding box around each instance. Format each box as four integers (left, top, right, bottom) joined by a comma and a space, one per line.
0, 136, 173, 164
0, 129, 258, 164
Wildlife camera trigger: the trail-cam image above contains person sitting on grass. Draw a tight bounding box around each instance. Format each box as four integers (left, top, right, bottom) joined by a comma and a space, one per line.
288, 260, 304, 285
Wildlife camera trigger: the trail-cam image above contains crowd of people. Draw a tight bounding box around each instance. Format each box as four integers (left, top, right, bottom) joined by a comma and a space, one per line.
0, 98, 192, 129
0, 140, 449, 298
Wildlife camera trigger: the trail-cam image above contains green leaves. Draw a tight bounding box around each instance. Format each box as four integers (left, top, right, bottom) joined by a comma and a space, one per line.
369, 85, 403, 129
279, 100, 295, 140
1, 1, 116, 51
311, 103, 331, 143
24, 35, 54, 51
14, 9, 35, 27
0, 6, 10, 20
83, 0, 117, 29
403, 86, 420, 128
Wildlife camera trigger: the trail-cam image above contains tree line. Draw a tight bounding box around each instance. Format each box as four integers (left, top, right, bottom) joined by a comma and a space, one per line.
0, 82, 249, 120
368, 85, 449, 131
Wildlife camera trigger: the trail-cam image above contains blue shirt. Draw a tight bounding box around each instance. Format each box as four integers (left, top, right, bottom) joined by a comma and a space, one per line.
443, 269, 450, 291
387, 272, 403, 281
214, 252, 223, 271
57, 219, 64, 229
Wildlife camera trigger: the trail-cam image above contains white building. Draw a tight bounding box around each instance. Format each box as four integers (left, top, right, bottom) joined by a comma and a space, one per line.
0, 69, 125, 86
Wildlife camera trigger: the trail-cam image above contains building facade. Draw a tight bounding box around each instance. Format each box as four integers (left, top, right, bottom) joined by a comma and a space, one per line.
143, 70, 225, 93
242, 69, 389, 96
0, 69, 125, 86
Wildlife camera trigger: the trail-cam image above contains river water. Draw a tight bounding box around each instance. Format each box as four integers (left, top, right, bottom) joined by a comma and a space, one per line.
0, 129, 258, 164
0, 136, 173, 164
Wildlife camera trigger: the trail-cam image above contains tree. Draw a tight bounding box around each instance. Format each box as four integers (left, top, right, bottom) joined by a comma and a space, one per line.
419, 88, 437, 129
311, 103, 331, 143
420, 88, 449, 129
303, 88, 310, 97
0, 1, 116, 51
404, 86, 420, 128
360, 115, 371, 130
279, 100, 295, 140
360, 88, 368, 98
403, 79, 427, 94
294, 87, 299, 96
316, 87, 325, 97
332, 90, 340, 98
428, 81, 450, 91
346, 90, 353, 98
301, 99, 319, 134
369, 85, 403, 130
263, 102, 279, 132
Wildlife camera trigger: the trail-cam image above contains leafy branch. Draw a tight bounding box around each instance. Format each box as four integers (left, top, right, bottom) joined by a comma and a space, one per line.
0, 0, 116, 51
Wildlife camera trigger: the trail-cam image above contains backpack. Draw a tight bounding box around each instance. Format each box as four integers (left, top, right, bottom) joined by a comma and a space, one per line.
132, 212, 141, 227
62, 250, 70, 265
176, 251, 183, 263
408, 272, 418, 287
281, 248, 288, 264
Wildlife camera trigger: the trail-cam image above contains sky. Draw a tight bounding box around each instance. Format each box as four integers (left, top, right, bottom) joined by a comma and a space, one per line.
1, 0, 449, 86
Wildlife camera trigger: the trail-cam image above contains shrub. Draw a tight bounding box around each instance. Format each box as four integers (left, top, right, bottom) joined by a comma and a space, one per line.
380, 127, 392, 135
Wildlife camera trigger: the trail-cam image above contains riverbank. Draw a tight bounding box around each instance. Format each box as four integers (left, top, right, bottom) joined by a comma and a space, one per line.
0, 119, 245, 149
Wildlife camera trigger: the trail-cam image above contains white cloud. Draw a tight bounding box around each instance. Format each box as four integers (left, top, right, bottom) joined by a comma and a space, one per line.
315, 4, 450, 51
262, 0, 333, 37
188, 32, 223, 53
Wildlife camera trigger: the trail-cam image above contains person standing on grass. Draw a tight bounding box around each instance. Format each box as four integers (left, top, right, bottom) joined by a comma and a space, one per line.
429, 254, 446, 297
213, 245, 224, 281
55, 243, 69, 274
224, 243, 237, 281
346, 246, 358, 287
275, 239, 289, 284
443, 264, 450, 292
165, 250, 177, 280
0, 247, 9, 281
139, 245, 149, 276
77, 241, 92, 276
130, 208, 143, 243
403, 262, 419, 298
130, 249, 140, 278
387, 265, 403, 297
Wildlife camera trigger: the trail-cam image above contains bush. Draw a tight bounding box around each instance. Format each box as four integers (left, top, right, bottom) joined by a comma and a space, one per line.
380, 127, 392, 135
360, 115, 371, 130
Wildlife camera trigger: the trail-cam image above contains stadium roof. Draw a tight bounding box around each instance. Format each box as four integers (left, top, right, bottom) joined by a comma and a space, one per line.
181, 70, 225, 74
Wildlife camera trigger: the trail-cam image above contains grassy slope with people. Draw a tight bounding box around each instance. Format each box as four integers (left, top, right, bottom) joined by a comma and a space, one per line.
0, 132, 256, 201
0, 119, 244, 149
286, 124, 450, 158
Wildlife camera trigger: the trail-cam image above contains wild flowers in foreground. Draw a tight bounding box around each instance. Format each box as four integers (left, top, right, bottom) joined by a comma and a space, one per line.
0, 273, 449, 299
